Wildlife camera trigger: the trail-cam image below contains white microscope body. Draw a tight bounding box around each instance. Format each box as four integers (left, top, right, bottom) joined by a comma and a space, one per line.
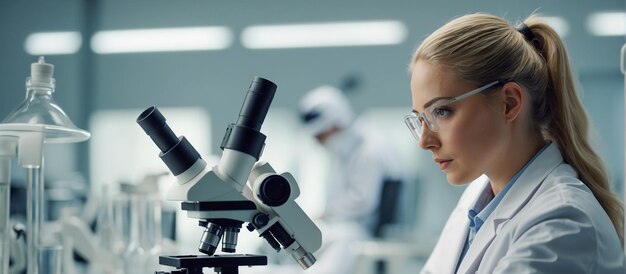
137, 77, 321, 273
167, 151, 321, 268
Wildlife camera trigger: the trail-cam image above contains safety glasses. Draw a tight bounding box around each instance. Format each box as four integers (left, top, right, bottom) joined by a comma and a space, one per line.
404, 81, 500, 140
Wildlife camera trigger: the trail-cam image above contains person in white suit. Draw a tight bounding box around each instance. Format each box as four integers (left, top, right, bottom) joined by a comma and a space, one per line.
298, 85, 404, 274
404, 13, 626, 273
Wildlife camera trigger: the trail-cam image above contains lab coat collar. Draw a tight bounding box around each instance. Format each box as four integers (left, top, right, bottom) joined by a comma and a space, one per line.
457, 142, 563, 274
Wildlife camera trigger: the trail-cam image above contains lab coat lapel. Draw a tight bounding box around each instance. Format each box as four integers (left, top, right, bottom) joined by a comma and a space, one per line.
422, 176, 488, 274
457, 143, 564, 274
438, 208, 470, 274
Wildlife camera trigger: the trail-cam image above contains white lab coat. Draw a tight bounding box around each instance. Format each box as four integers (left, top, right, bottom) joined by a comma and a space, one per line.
421, 143, 626, 274
323, 119, 403, 230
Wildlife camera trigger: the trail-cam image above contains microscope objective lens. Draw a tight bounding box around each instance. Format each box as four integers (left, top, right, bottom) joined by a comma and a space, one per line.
222, 227, 240, 253
198, 223, 223, 255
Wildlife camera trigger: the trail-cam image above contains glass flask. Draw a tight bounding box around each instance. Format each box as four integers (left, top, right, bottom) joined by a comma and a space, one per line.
0, 56, 90, 274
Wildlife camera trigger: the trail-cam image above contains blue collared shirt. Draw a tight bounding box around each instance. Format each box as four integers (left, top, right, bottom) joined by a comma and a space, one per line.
455, 143, 550, 273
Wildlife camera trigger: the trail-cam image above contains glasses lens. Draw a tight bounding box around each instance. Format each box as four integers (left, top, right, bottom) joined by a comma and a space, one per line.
404, 114, 422, 140
423, 110, 438, 133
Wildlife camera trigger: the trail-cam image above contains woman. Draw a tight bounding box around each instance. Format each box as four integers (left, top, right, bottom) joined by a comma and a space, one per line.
405, 13, 626, 273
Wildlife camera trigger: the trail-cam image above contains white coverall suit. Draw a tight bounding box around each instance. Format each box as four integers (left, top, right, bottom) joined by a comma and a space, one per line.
299, 85, 404, 274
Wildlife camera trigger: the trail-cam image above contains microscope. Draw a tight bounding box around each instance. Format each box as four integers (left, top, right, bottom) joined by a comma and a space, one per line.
136, 77, 322, 274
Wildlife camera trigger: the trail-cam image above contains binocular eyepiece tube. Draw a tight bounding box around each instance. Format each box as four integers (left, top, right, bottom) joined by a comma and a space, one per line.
235, 77, 277, 131
136, 106, 202, 176
220, 77, 277, 160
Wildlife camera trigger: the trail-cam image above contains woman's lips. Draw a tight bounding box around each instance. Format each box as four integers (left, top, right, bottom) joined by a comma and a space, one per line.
437, 159, 453, 170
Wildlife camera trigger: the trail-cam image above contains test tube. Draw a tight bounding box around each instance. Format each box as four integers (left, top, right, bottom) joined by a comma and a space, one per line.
38, 245, 62, 274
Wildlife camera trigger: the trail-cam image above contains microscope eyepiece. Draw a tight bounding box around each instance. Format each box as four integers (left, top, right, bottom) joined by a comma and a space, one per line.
220, 77, 277, 160
236, 77, 277, 131
137, 106, 201, 176
137, 106, 179, 153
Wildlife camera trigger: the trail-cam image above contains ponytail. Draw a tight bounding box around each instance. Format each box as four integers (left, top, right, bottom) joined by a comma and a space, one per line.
413, 13, 624, 244
525, 16, 624, 244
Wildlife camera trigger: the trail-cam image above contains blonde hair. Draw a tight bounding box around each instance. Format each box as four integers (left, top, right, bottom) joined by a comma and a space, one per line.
412, 13, 624, 243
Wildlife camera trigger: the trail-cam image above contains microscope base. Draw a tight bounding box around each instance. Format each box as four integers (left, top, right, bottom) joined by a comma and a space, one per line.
156, 254, 267, 274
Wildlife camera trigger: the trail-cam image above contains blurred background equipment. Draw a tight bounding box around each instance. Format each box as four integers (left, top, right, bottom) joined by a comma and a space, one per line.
0, 57, 90, 274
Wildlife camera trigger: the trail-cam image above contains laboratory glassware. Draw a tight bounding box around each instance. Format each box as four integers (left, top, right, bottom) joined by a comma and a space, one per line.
0, 57, 90, 274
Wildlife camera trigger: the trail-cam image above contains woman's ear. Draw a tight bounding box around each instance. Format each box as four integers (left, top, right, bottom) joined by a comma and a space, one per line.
501, 82, 525, 124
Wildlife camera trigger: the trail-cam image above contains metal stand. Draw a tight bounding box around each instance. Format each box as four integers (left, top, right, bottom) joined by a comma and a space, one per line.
156, 254, 267, 274
621, 42, 626, 251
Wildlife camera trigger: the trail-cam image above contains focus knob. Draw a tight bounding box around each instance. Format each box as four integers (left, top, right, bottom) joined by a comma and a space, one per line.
258, 175, 290, 206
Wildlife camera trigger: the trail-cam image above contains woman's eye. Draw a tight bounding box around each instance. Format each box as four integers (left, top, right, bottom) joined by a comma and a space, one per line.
433, 108, 452, 118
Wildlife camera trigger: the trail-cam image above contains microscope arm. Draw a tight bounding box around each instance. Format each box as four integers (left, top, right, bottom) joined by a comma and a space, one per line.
246, 161, 322, 269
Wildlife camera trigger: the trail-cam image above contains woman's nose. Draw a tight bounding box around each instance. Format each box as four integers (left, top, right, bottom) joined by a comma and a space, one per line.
418, 123, 439, 150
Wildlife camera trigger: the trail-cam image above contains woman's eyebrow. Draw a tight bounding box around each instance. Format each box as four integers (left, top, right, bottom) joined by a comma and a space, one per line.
423, 96, 452, 109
